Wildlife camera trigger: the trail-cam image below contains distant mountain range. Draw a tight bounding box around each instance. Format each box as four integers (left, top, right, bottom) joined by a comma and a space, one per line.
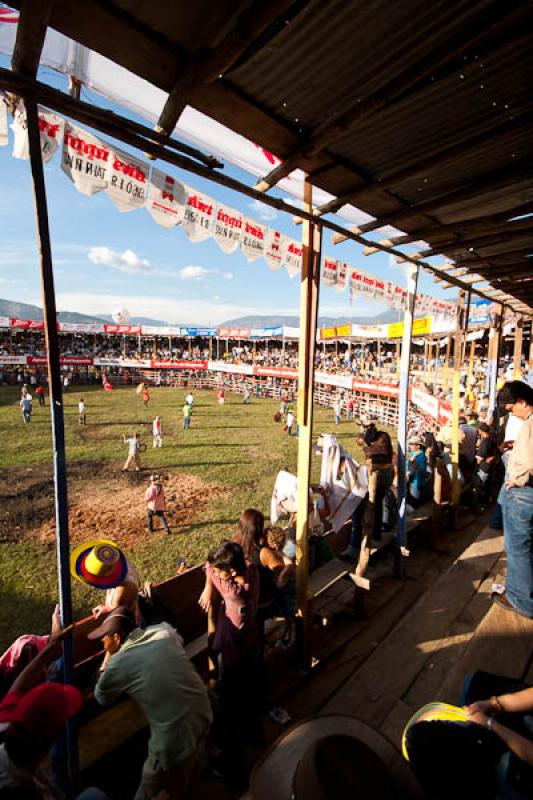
0, 298, 398, 328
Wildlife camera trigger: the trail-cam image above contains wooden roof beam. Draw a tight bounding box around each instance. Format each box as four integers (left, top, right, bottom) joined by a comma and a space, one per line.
410, 225, 533, 258
11, 0, 56, 77
372, 204, 533, 248
254, 0, 527, 192
155, 1, 301, 137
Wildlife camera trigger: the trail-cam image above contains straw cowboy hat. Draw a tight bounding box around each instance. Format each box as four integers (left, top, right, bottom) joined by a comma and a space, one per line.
409, 439, 427, 449
70, 540, 128, 589
250, 714, 423, 800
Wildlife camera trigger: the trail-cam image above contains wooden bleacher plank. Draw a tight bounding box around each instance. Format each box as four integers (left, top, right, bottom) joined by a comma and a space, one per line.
308, 558, 349, 599
79, 697, 147, 770
438, 602, 533, 703
321, 525, 503, 728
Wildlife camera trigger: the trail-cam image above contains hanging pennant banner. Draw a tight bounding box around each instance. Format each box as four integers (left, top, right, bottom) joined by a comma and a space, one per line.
361, 273, 376, 299
0, 98, 7, 147
374, 277, 385, 303
384, 281, 395, 306
350, 269, 363, 298
146, 169, 188, 228
106, 147, 149, 212
322, 257, 338, 287
264, 228, 283, 270
62, 122, 112, 196
282, 237, 302, 278
182, 187, 216, 243
11, 102, 63, 162
241, 217, 266, 262
214, 203, 243, 254
336, 261, 347, 293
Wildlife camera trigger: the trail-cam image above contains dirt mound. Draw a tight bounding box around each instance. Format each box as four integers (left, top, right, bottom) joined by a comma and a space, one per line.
0, 465, 226, 551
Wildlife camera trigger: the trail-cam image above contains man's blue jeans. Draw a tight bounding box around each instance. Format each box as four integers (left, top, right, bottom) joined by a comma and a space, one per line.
501, 485, 533, 617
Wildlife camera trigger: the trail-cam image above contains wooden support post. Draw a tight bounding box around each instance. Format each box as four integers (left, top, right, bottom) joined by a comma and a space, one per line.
443, 335, 452, 390
395, 262, 419, 577
487, 304, 504, 416
467, 340, 476, 391
295, 180, 321, 668
513, 317, 523, 379
377, 338, 381, 379
26, 98, 78, 791
216, 336, 220, 360
208, 336, 212, 360
529, 331, 533, 372
451, 291, 465, 507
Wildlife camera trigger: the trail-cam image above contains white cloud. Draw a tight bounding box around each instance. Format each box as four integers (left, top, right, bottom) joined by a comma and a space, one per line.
88, 246, 152, 274
248, 199, 277, 223
180, 265, 213, 281
223, 272, 233, 281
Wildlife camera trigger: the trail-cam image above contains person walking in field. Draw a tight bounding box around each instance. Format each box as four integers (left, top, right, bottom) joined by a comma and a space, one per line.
152, 415, 163, 448
78, 397, 86, 425
145, 474, 170, 533
36, 384, 46, 407
123, 432, 141, 471
243, 386, 251, 404
186, 391, 194, 408
334, 398, 342, 425
286, 408, 294, 436
20, 392, 32, 424
143, 386, 150, 408
183, 402, 192, 430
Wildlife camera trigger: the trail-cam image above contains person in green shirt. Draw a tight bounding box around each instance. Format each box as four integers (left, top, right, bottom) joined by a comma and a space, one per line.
90, 607, 212, 800
182, 402, 192, 430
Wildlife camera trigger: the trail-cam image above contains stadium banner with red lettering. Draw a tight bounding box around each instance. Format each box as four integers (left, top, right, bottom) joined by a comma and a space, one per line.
218, 327, 251, 339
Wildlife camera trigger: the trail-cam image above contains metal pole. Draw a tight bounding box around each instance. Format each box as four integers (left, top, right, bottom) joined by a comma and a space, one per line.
395, 262, 419, 577
488, 304, 504, 415
25, 98, 78, 790
295, 180, 321, 668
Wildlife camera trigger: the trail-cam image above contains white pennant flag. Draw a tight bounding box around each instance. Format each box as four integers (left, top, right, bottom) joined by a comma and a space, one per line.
241, 217, 266, 262
281, 237, 302, 278
264, 228, 283, 271
62, 122, 112, 196
106, 147, 149, 212
146, 169, 188, 228
374, 278, 385, 303
335, 261, 347, 293
0, 98, 7, 147
384, 281, 395, 307
214, 203, 243, 254
182, 187, 216, 243
322, 257, 338, 287
350, 270, 363, 298
12, 102, 63, 162
361, 273, 376, 299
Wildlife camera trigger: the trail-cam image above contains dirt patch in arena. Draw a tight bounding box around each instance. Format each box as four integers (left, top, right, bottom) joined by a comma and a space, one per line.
0, 464, 227, 550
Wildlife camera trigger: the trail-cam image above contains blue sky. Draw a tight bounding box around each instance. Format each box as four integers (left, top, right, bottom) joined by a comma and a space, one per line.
0, 54, 455, 325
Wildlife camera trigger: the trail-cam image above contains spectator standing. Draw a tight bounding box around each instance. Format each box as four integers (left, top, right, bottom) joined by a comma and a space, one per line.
63, 374, 69, 392
199, 541, 260, 787
152, 415, 163, 448
493, 381, 533, 618
143, 386, 150, 408
78, 397, 86, 425
90, 608, 212, 799
358, 420, 395, 540
334, 398, 342, 425
185, 391, 194, 408
145, 474, 170, 533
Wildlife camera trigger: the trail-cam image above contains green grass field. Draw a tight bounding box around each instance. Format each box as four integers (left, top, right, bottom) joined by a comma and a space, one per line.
0, 384, 367, 649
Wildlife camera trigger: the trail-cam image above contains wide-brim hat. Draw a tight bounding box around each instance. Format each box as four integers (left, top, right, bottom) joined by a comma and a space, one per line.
70, 539, 128, 589
250, 714, 423, 800
409, 439, 427, 449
